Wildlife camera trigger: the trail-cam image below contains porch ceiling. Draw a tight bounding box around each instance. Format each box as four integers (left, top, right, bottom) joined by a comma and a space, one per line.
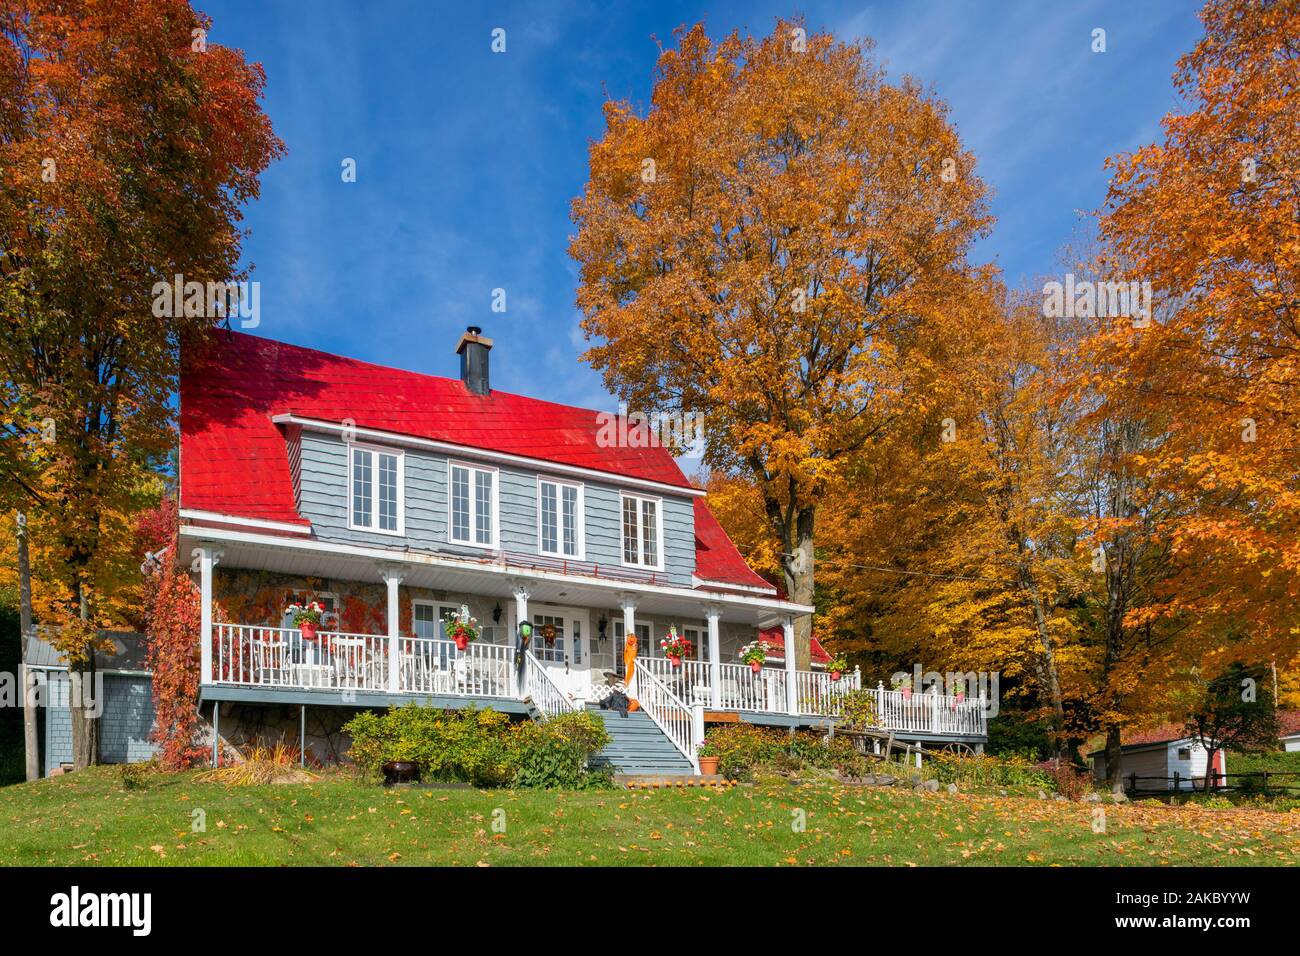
179, 526, 803, 627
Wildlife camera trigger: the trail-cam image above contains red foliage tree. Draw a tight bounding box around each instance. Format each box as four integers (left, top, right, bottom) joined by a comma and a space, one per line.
139, 498, 205, 769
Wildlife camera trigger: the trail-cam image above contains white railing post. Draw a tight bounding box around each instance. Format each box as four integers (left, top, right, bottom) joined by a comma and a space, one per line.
783, 616, 798, 716
930, 687, 940, 733
197, 544, 220, 686
381, 566, 404, 693
706, 605, 722, 709
691, 702, 705, 754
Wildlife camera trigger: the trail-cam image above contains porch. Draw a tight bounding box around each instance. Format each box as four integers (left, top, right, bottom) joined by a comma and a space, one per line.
204, 623, 988, 738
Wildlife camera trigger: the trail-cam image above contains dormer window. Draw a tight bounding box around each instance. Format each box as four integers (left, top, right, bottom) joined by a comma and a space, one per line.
348, 444, 403, 535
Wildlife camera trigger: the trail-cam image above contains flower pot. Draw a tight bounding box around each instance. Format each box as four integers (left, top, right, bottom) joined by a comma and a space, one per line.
454, 634, 469, 652
668, 655, 682, 668
699, 756, 719, 775
299, 621, 318, 641
830, 670, 842, 682
901, 687, 912, 701
382, 761, 418, 785
750, 661, 762, 673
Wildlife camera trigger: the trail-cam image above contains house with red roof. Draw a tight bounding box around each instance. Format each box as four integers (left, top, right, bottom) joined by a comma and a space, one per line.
179, 329, 983, 773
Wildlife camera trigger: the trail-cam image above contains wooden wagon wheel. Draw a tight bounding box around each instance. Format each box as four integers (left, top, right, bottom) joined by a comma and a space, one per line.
941, 742, 977, 757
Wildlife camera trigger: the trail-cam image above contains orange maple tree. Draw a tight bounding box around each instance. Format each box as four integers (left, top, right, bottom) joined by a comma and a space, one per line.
571, 20, 993, 663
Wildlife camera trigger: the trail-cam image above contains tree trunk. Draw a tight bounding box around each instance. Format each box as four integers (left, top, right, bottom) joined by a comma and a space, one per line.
1020, 572, 1068, 761
17, 513, 39, 781
69, 582, 99, 771
789, 507, 814, 670
1104, 724, 1124, 794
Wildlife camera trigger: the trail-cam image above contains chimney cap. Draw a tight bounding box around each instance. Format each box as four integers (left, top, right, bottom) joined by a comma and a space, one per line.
456, 327, 494, 355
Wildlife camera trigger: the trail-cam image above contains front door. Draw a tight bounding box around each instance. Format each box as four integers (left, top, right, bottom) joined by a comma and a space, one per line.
511, 605, 591, 702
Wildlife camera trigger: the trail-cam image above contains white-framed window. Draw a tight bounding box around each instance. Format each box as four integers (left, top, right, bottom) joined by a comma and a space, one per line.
412, 600, 462, 669
620, 492, 663, 569
348, 443, 404, 535
448, 460, 498, 548
538, 477, 583, 559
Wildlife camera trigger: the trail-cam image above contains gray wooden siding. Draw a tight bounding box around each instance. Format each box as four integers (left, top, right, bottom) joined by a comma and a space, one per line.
296, 431, 696, 584
42, 672, 157, 775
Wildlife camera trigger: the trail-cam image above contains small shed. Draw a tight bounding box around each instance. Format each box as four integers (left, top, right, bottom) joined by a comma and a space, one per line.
1089, 735, 1226, 791
23, 629, 157, 776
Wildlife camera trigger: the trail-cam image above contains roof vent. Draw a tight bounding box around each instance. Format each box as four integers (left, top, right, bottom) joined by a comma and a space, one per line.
456, 326, 493, 396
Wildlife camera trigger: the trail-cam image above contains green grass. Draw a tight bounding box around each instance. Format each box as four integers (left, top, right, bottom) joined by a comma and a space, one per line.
1, 766, 1297, 866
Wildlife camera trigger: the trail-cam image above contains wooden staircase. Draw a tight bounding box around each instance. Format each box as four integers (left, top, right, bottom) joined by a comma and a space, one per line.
586, 704, 696, 776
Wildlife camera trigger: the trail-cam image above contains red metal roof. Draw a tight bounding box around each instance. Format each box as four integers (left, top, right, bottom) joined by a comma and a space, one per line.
180, 331, 769, 591
756, 626, 832, 664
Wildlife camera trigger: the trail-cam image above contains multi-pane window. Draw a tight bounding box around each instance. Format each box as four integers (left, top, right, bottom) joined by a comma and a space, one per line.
449, 462, 496, 547
620, 493, 661, 568
350, 446, 402, 533
539, 479, 582, 558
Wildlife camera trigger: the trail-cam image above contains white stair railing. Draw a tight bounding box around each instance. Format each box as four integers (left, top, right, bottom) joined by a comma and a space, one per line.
634, 660, 700, 774
522, 650, 579, 719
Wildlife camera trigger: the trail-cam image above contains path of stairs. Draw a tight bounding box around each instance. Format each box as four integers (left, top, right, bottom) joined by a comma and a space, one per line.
586, 704, 696, 775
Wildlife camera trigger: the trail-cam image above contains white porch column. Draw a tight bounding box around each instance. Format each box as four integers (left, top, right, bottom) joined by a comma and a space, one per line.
381, 566, 405, 693
783, 615, 798, 716
197, 544, 221, 686
705, 605, 722, 708
512, 581, 531, 697
618, 594, 638, 645
512, 581, 531, 634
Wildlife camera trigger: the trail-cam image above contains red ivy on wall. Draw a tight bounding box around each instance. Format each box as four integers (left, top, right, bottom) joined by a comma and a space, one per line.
140, 500, 206, 770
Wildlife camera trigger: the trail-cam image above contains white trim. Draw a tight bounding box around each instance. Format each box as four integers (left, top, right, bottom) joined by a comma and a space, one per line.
179, 508, 312, 536
447, 459, 500, 550
691, 574, 777, 595
178, 522, 816, 617
346, 442, 406, 537
536, 476, 585, 561
272, 413, 707, 499
619, 491, 665, 572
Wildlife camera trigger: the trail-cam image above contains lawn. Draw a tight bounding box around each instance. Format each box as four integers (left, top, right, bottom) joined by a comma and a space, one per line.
1, 766, 1297, 866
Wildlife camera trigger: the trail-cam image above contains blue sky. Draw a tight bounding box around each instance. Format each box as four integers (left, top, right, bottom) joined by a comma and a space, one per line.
201, 0, 1203, 413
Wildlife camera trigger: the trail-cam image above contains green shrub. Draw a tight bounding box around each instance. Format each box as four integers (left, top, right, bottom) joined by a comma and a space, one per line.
512, 711, 612, 789
342, 704, 610, 789
703, 724, 866, 780
928, 753, 1053, 794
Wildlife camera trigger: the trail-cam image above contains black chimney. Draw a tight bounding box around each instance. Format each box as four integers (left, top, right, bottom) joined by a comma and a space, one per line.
457, 326, 493, 396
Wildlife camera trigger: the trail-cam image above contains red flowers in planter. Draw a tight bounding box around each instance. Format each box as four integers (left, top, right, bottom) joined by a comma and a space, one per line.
660, 626, 693, 666
442, 606, 479, 651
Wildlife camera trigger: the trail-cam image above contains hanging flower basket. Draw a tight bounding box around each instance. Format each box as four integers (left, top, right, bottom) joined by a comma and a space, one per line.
286, 601, 324, 640
740, 640, 766, 674
660, 626, 693, 667
827, 655, 849, 682
443, 606, 479, 652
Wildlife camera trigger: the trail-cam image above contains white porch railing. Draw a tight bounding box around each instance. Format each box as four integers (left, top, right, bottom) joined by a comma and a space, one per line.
634, 659, 700, 773
872, 686, 986, 737
400, 637, 514, 697
637, 656, 986, 737
213, 624, 515, 698
210, 627, 986, 738
522, 650, 579, 718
